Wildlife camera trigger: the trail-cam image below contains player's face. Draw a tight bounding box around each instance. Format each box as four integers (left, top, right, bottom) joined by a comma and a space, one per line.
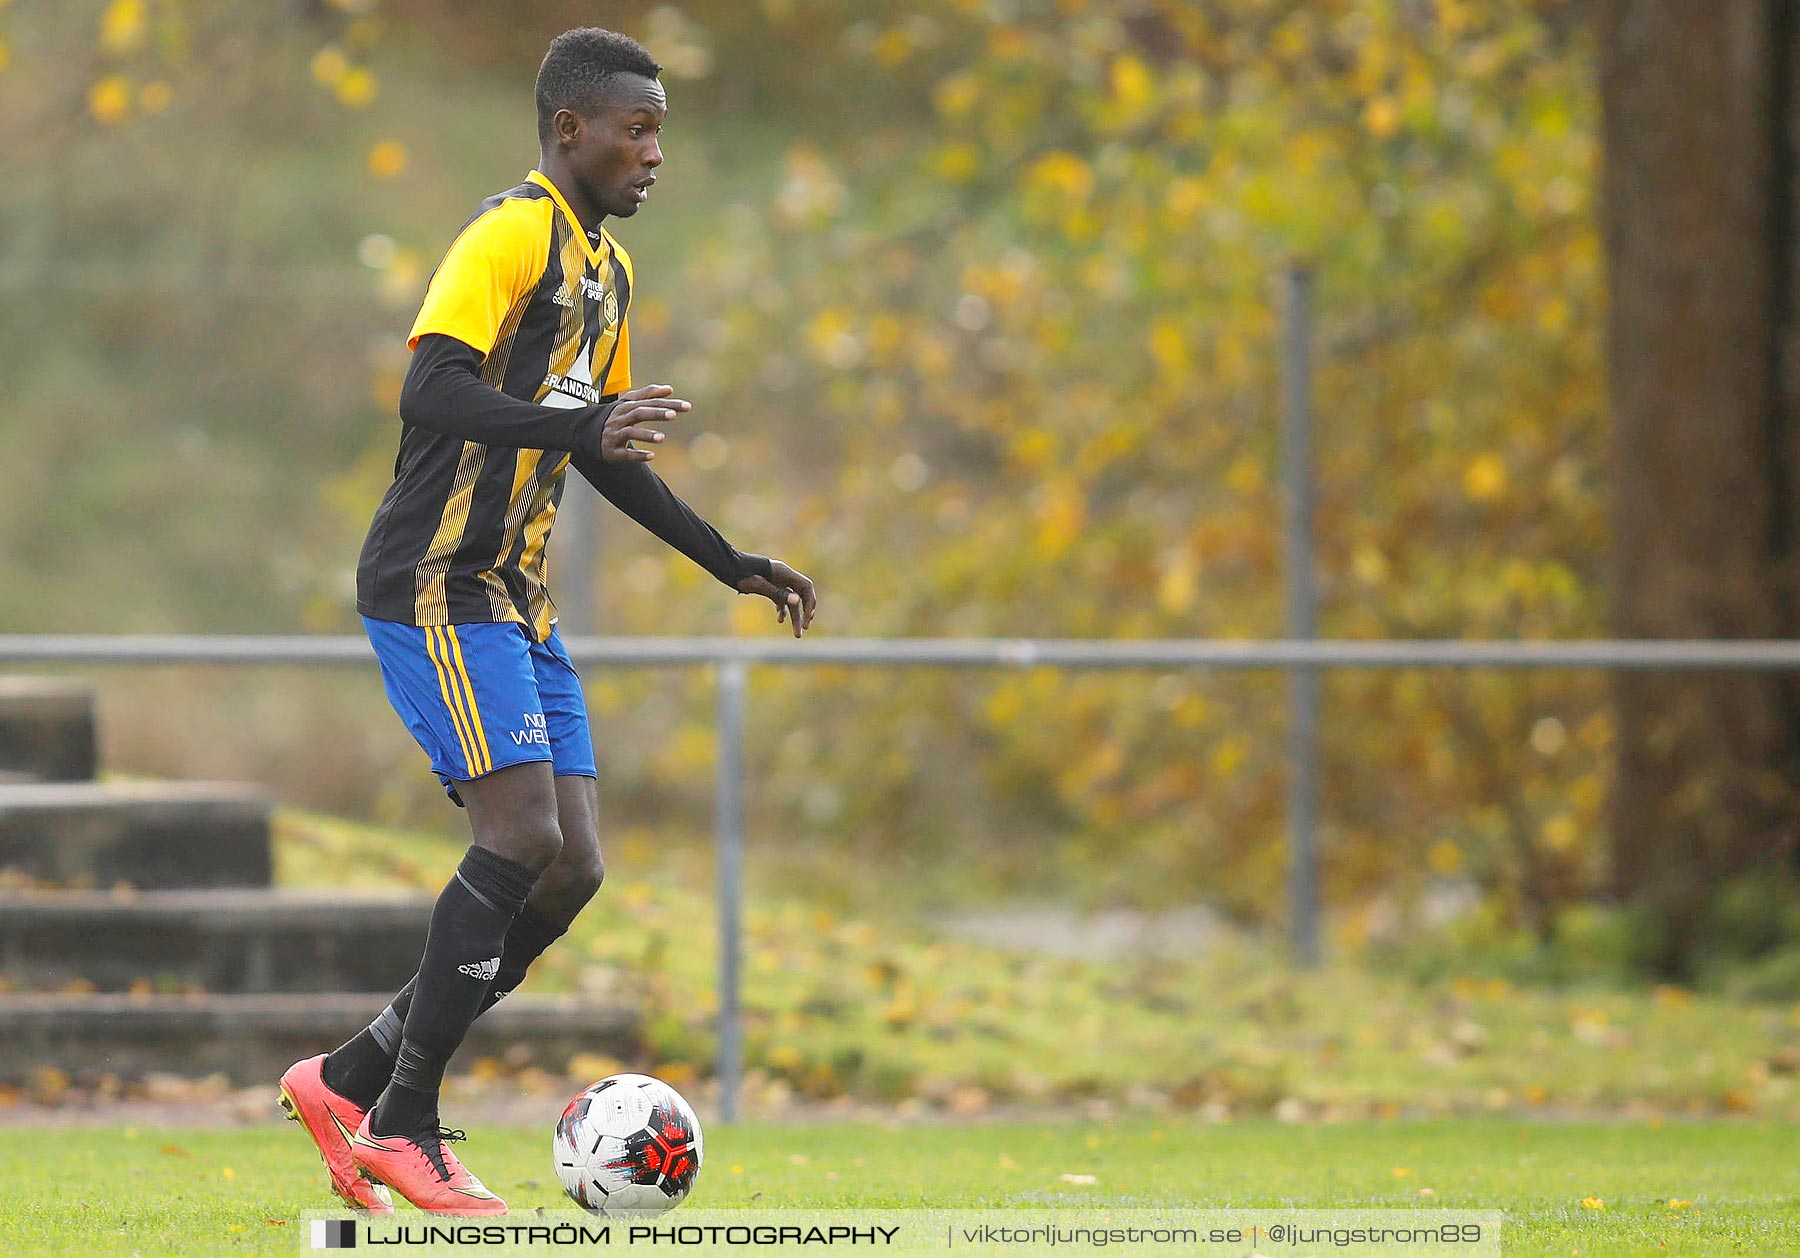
575, 73, 667, 219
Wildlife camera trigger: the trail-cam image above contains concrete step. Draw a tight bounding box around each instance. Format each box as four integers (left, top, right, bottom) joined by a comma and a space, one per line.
0, 781, 270, 888
0, 678, 97, 781
0, 992, 641, 1085
0, 889, 436, 994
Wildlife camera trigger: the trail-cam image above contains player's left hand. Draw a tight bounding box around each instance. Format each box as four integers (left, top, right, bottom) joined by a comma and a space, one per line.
737, 560, 816, 637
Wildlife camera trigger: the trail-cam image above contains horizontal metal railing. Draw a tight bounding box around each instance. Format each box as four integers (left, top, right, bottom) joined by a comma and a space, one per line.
5, 632, 1797, 1118
7, 634, 1800, 669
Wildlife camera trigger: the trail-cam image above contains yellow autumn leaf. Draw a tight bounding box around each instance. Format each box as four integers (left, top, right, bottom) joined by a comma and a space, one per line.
1542, 815, 1578, 852
1032, 483, 1086, 556
336, 67, 378, 108
1464, 453, 1508, 502
98, 0, 146, 57
933, 72, 979, 119
1580, 1196, 1605, 1210
1364, 95, 1401, 138
1165, 177, 1206, 218
88, 76, 132, 125
367, 140, 408, 180
873, 27, 913, 67
310, 45, 349, 87
1149, 317, 1190, 379
1111, 54, 1153, 114
986, 26, 1027, 61
1027, 152, 1092, 200
1225, 455, 1264, 495
933, 143, 979, 183
1157, 551, 1196, 614
1353, 546, 1390, 585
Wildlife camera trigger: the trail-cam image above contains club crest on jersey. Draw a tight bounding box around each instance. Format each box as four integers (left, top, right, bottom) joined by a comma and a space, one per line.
577, 274, 619, 325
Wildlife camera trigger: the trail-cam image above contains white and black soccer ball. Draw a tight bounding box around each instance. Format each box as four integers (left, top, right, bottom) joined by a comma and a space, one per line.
553, 1073, 704, 1215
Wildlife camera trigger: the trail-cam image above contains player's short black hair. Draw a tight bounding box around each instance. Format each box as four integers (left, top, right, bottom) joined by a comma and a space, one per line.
535, 28, 662, 145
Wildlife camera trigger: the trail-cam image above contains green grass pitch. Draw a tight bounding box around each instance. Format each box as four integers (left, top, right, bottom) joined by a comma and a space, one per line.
6, 1118, 1795, 1256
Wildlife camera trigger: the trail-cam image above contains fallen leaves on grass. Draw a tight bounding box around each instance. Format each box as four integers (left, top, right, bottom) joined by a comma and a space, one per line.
272, 809, 1800, 1122
1719, 1088, 1757, 1113
142, 1072, 231, 1102
567, 1053, 625, 1083
947, 1085, 990, 1115
27, 1067, 70, 1105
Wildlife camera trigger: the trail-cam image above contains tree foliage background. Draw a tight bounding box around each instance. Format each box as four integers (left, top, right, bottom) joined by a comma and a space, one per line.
0, 1, 1638, 954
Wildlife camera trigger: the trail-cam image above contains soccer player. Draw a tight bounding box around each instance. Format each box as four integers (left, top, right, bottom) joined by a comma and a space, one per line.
278, 28, 816, 1216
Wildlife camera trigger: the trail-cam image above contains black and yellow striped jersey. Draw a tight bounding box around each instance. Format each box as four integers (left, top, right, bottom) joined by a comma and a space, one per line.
357, 170, 634, 641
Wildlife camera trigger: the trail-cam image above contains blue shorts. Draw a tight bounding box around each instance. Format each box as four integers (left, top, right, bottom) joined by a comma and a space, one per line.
363, 616, 596, 803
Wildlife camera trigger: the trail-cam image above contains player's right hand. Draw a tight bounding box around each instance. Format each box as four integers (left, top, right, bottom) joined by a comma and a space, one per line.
598, 384, 691, 462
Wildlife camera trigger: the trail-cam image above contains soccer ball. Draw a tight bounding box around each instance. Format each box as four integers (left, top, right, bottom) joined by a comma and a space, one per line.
553, 1073, 703, 1215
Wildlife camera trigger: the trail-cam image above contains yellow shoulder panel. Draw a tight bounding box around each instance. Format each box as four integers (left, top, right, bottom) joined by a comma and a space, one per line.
409, 195, 555, 355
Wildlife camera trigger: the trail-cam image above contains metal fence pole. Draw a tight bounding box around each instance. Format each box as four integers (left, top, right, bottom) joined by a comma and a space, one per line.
713, 660, 748, 1121
1282, 265, 1321, 968
557, 485, 599, 635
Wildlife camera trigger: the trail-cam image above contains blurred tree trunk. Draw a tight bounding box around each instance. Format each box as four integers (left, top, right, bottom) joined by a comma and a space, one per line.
1601, 0, 1800, 978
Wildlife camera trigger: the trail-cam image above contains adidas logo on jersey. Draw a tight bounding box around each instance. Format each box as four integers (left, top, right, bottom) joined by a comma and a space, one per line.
458, 957, 501, 982
551, 285, 576, 309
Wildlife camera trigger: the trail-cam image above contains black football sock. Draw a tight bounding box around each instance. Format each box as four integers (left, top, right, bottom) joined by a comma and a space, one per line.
321, 982, 413, 1111
322, 903, 569, 1110
481, 900, 569, 1006
369, 845, 537, 1138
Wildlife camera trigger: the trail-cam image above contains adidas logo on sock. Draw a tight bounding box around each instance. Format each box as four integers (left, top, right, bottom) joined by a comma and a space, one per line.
458, 956, 501, 982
